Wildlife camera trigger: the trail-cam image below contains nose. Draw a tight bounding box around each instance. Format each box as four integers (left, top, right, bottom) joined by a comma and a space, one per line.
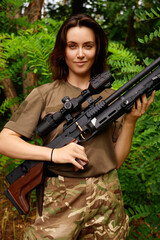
77, 47, 84, 58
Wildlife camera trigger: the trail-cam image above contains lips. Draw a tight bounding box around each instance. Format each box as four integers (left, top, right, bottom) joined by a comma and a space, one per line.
74, 61, 87, 66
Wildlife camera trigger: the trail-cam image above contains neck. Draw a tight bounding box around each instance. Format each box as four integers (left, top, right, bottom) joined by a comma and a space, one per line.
67, 72, 90, 90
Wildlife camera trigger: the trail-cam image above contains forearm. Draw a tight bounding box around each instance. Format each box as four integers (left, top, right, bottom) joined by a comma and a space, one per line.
114, 117, 137, 169
0, 128, 88, 169
0, 128, 51, 161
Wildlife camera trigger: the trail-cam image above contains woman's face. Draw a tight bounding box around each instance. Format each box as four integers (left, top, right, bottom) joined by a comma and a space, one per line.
65, 26, 96, 78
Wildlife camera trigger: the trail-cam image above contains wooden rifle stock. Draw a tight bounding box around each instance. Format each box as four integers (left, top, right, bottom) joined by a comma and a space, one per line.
4, 162, 44, 215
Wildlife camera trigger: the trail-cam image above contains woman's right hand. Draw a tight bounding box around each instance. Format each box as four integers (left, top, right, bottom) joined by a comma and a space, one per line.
52, 141, 88, 170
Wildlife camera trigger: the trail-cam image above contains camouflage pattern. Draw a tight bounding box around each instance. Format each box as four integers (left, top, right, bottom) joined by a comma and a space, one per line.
23, 169, 129, 240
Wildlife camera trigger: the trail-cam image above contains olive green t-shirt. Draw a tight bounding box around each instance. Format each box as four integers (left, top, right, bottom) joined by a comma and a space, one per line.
5, 80, 123, 177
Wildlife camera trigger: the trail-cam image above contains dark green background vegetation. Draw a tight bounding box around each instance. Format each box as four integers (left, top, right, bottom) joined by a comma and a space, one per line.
0, 0, 160, 239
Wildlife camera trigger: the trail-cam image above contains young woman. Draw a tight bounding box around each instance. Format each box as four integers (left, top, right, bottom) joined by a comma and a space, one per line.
0, 14, 155, 239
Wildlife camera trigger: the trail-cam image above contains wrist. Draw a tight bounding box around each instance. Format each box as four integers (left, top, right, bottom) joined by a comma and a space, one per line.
42, 146, 54, 162
124, 115, 138, 126
50, 148, 54, 162
50, 148, 58, 163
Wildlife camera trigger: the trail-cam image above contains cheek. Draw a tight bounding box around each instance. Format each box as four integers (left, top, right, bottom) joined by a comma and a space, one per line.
87, 49, 96, 60
65, 54, 73, 68
88, 51, 96, 64
65, 49, 74, 61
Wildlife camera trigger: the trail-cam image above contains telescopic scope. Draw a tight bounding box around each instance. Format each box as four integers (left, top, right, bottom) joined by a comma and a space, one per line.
36, 70, 115, 137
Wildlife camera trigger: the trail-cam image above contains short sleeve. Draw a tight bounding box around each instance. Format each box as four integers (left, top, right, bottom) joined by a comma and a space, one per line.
4, 88, 44, 139
112, 115, 124, 143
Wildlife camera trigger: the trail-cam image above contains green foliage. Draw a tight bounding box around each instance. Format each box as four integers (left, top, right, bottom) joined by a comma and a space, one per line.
110, 6, 160, 237
136, 7, 160, 44
136, 7, 160, 21
0, 19, 61, 89
138, 28, 160, 44
0, 0, 31, 33
0, 97, 19, 114
46, 1, 71, 21
108, 34, 160, 239
118, 92, 160, 238
107, 42, 146, 91
108, 42, 143, 77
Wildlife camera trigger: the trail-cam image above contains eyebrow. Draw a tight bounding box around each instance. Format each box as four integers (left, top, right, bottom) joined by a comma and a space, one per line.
67, 41, 95, 44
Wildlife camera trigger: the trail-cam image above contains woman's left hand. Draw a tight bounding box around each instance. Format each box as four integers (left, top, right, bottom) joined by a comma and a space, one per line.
115, 91, 156, 169
125, 91, 156, 123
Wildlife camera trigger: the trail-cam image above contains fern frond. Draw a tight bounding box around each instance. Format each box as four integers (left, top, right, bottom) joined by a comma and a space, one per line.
0, 97, 19, 114
108, 42, 138, 64
107, 41, 145, 84
0, 19, 60, 85
135, 7, 160, 21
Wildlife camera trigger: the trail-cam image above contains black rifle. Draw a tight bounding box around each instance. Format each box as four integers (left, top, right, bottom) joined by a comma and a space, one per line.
4, 57, 160, 215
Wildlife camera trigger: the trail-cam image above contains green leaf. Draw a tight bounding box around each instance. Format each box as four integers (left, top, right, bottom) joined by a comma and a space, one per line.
128, 208, 135, 215
151, 8, 160, 17
145, 10, 154, 18
144, 35, 149, 43
33, 68, 38, 74
138, 38, 144, 44
149, 32, 154, 41
154, 29, 159, 37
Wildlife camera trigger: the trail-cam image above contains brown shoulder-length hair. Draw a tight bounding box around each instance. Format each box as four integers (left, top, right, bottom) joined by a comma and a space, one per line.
49, 13, 108, 81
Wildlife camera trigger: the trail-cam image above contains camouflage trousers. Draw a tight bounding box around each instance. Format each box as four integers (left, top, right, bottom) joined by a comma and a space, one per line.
23, 169, 129, 240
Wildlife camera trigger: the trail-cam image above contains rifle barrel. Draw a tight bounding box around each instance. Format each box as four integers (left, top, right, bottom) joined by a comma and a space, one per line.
105, 57, 160, 105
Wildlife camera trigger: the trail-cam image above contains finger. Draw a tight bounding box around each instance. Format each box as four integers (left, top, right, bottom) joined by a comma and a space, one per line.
74, 152, 88, 162
131, 102, 136, 111
75, 144, 86, 152
71, 145, 88, 161
76, 159, 87, 167
70, 141, 86, 152
71, 144, 88, 161
141, 92, 155, 113
135, 98, 142, 112
73, 158, 88, 172
141, 94, 148, 105
72, 158, 85, 170
141, 94, 148, 113
73, 159, 87, 172
70, 142, 88, 171
67, 142, 88, 161
147, 91, 155, 107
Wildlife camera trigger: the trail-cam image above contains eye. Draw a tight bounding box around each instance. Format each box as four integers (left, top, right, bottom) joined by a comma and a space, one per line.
85, 45, 92, 49
84, 43, 94, 49
68, 43, 77, 49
